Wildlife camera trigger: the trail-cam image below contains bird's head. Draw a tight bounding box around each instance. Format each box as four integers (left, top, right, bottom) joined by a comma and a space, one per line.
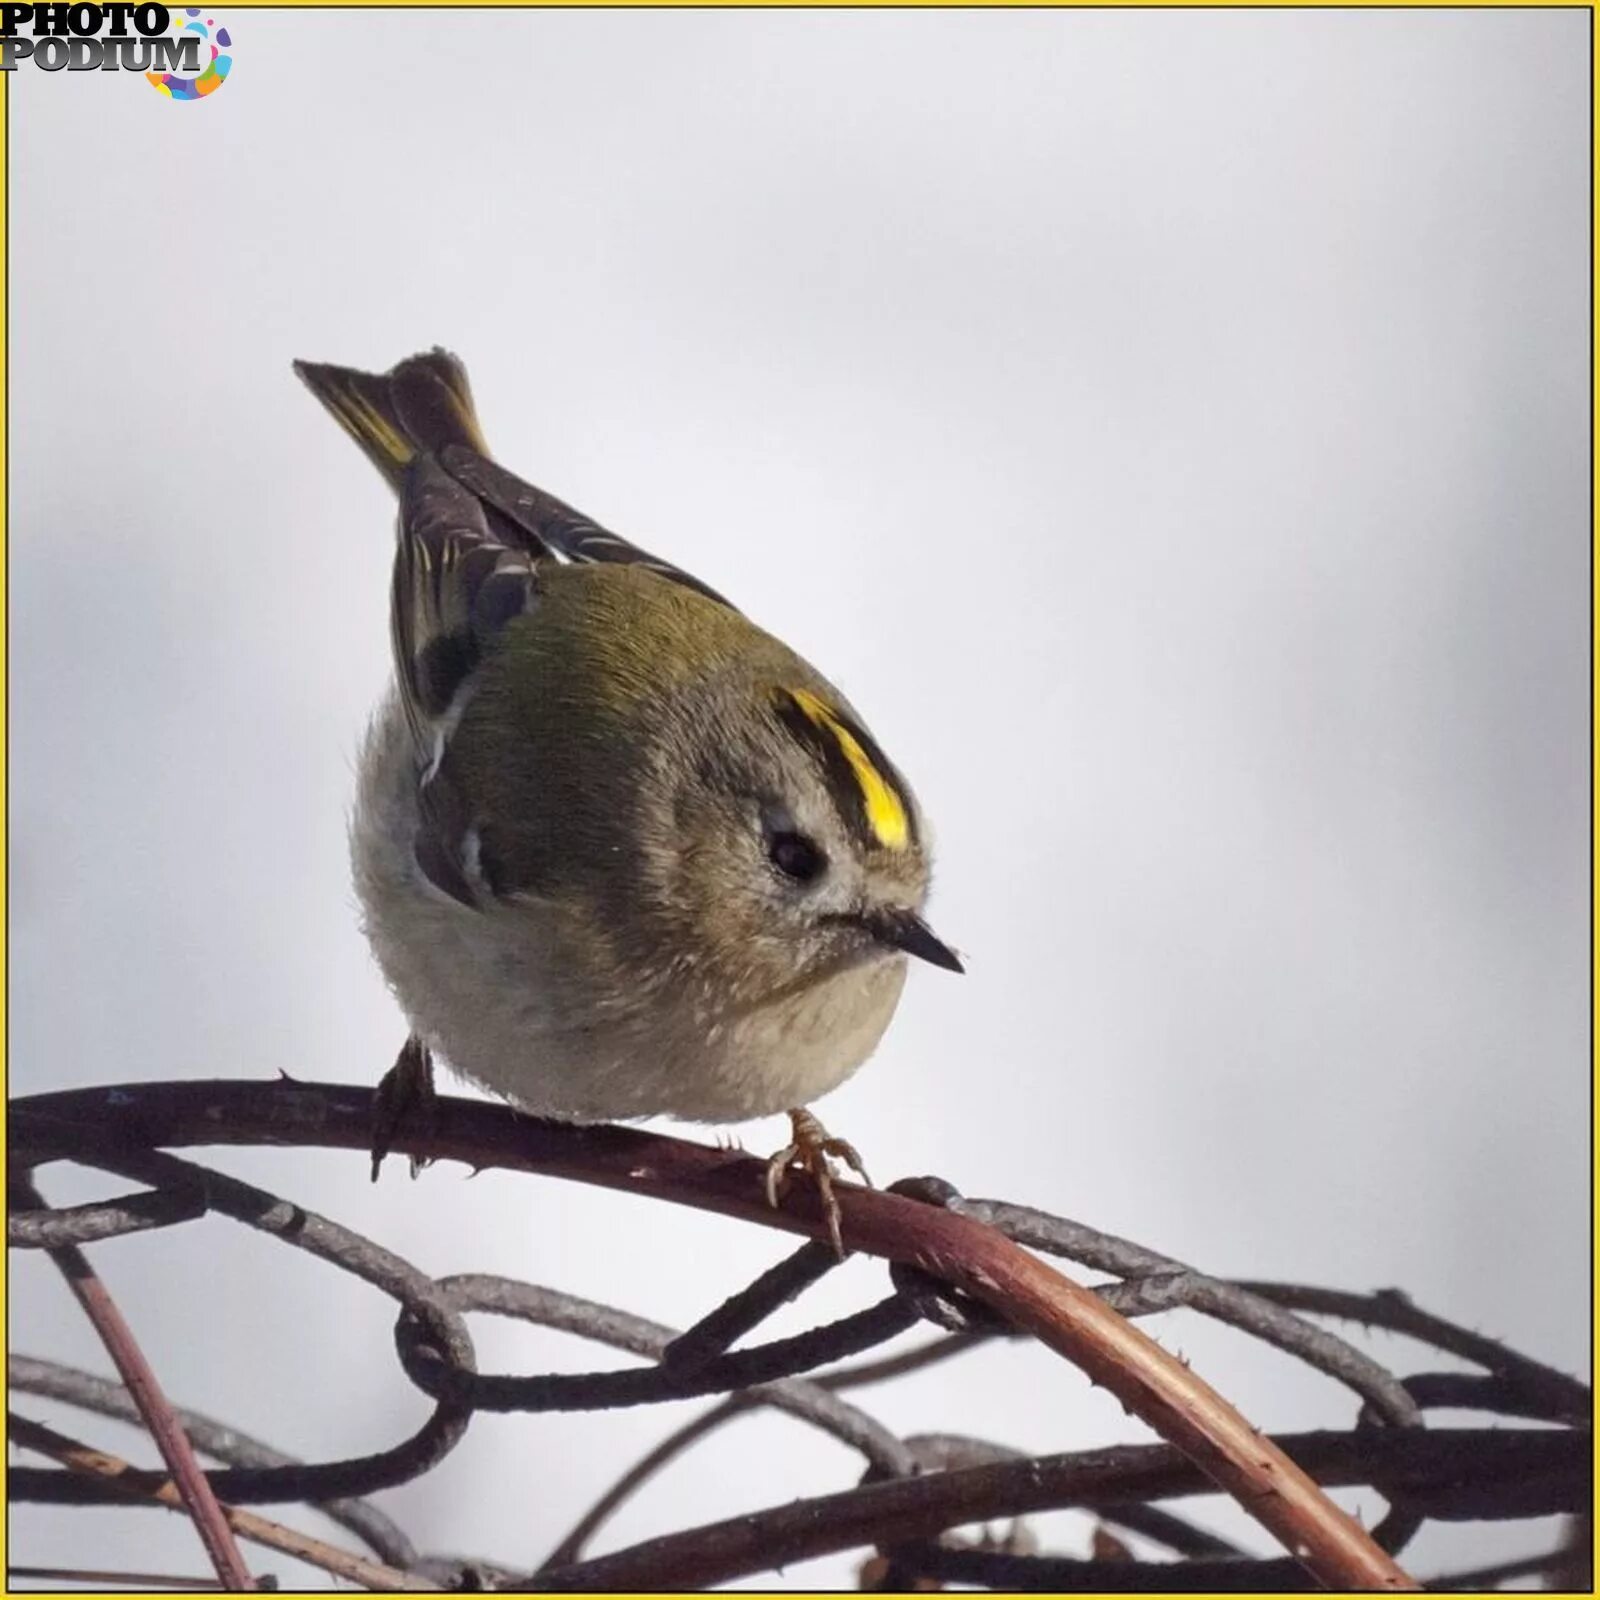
630, 669, 962, 1009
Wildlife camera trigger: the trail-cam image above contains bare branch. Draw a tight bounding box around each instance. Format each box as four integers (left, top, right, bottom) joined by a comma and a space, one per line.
9, 1353, 416, 1567
13, 1175, 255, 1590
13, 1079, 1421, 1589
8, 1413, 433, 1592
527, 1427, 1587, 1592
9, 1076, 1588, 1591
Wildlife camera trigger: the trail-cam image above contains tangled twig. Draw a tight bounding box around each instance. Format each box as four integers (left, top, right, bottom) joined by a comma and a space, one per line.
10, 1175, 254, 1590
7, 1415, 427, 1591
8, 1076, 1589, 1592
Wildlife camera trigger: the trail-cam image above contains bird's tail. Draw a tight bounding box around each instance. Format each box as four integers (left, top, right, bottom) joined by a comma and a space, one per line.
292, 348, 491, 491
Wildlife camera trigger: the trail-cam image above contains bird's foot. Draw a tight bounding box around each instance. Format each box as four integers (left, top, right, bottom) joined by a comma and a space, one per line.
764, 1107, 871, 1259
371, 1035, 437, 1182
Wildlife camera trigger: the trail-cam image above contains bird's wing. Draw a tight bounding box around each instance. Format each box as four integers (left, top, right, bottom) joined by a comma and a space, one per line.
296, 349, 731, 608
439, 445, 735, 611
391, 456, 540, 762
391, 457, 545, 909
296, 349, 733, 906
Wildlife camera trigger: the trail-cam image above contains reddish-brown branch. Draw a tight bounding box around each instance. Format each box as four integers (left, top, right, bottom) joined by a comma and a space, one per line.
13, 1176, 255, 1590
16, 1078, 1419, 1591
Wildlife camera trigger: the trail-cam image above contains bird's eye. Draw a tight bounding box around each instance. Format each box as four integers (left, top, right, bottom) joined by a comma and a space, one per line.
767, 829, 826, 884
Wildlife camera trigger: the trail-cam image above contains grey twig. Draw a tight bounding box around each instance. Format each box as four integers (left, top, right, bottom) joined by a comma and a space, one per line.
8, 1354, 416, 1567
525, 1427, 1588, 1592
398, 1278, 920, 1414
661, 1239, 839, 1372
9, 1078, 1588, 1591
1234, 1281, 1591, 1423
956, 1197, 1423, 1429
543, 1331, 1000, 1568
8, 1412, 433, 1592
13, 1176, 255, 1590
417, 1272, 917, 1479
8, 1182, 208, 1248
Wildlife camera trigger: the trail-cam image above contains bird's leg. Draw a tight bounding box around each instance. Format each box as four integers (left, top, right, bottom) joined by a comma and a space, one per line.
371, 1034, 437, 1182
764, 1107, 872, 1259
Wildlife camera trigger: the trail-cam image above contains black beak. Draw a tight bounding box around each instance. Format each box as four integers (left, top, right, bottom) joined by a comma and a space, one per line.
864, 908, 965, 973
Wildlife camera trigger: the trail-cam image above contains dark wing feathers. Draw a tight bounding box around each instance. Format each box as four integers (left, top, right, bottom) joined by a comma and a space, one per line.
296, 348, 734, 746
390, 459, 541, 909
391, 456, 540, 752
298, 348, 733, 909
439, 445, 733, 610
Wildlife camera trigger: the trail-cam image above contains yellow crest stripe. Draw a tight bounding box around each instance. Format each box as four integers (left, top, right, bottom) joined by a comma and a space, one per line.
790, 688, 910, 851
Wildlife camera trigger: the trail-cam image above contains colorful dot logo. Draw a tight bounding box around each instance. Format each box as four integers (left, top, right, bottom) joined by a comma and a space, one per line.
147, 7, 230, 100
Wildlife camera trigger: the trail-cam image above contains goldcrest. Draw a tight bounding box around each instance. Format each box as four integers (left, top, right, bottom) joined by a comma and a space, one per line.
294, 350, 960, 1242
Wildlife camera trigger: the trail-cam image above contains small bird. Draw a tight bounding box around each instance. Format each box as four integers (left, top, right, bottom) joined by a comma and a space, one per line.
294, 350, 962, 1251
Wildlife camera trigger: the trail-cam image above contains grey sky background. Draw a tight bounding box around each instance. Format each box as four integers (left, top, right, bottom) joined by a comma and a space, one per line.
10, 7, 1589, 1587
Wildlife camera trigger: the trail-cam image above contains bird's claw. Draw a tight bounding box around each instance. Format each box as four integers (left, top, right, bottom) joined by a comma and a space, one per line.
371, 1035, 437, 1181
764, 1108, 872, 1258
